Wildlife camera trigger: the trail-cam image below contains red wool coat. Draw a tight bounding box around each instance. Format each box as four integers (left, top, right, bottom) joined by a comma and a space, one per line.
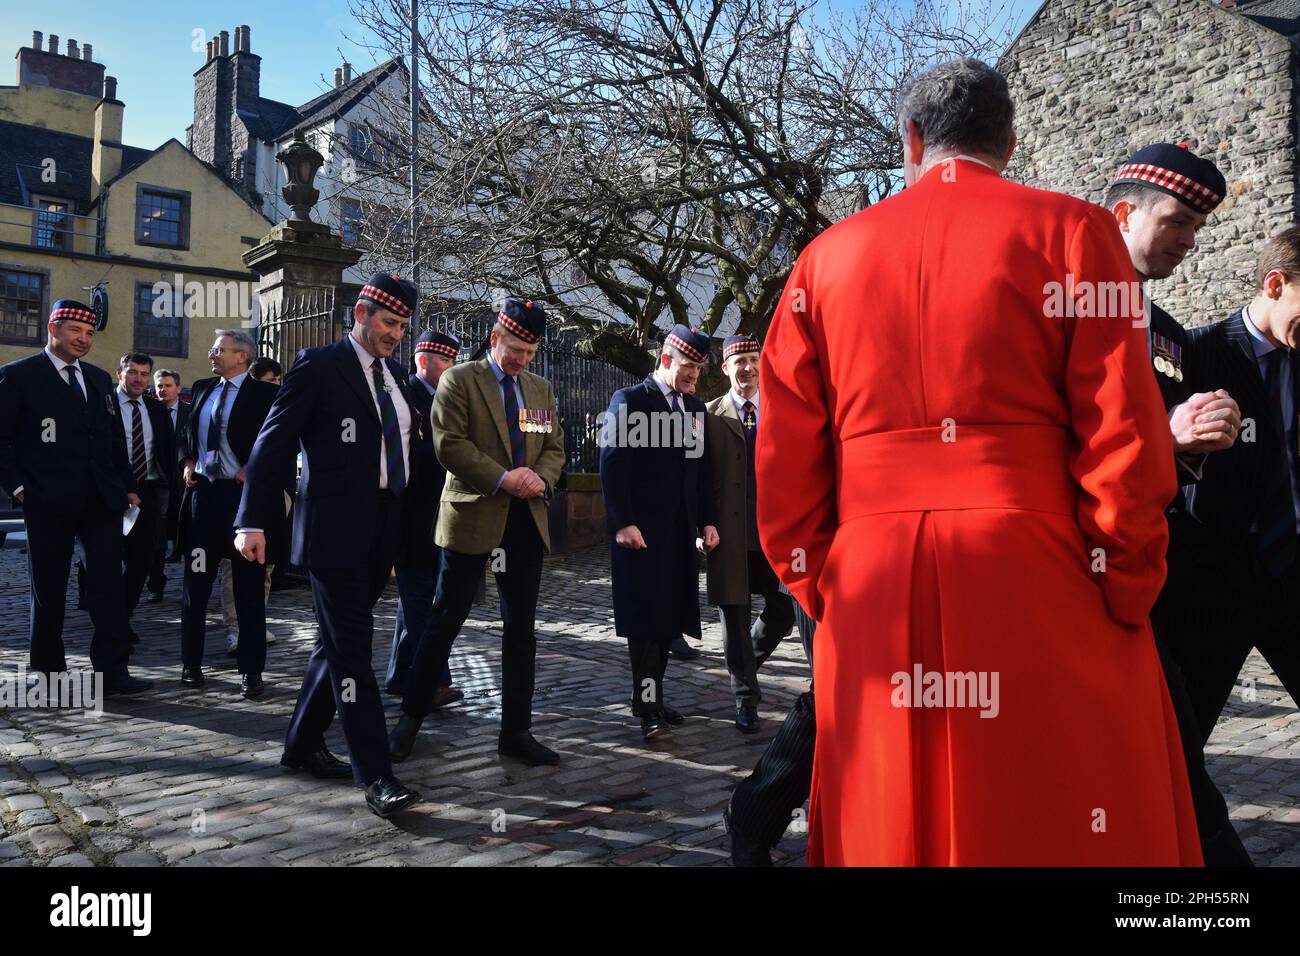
757, 159, 1202, 866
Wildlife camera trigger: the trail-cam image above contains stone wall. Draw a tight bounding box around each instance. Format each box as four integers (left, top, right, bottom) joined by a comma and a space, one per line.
1001, 0, 1298, 326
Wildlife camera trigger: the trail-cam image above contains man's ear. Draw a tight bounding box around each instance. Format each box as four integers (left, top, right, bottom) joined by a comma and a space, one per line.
1111, 200, 1134, 233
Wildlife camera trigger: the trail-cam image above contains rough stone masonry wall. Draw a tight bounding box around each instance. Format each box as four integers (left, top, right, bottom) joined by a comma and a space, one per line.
1001, 0, 1298, 327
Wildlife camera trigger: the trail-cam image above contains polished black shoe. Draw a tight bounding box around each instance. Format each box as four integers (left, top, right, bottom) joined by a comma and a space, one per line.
240, 673, 265, 699
145, 591, 164, 604
736, 703, 760, 735
668, 636, 700, 660
103, 673, 153, 698
497, 731, 560, 766
641, 713, 670, 740
388, 714, 423, 761
723, 802, 773, 867
180, 667, 205, 688
364, 775, 421, 818
661, 705, 685, 725
280, 748, 352, 779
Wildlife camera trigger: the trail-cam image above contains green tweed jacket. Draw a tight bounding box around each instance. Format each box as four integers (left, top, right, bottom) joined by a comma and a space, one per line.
431, 357, 566, 554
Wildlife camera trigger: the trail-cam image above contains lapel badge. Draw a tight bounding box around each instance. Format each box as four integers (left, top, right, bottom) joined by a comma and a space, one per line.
104, 393, 116, 416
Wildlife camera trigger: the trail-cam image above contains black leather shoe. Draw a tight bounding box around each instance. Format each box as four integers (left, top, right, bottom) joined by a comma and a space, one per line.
723, 802, 773, 867
364, 775, 421, 818
388, 714, 423, 762
736, 703, 760, 735
240, 673, 265, 699
661, 705, 685, 724
668, 636, 700, 660
145, 590, 164, 604
180, 667, 205, 688
641, 713, 670, 740
280, 748, 352, 779
497, 731, 560, 766
103, 673, 153, 698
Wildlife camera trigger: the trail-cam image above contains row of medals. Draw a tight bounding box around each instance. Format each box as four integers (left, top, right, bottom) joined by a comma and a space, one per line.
1154, 352, 1183, 383
519, 409, 553, 433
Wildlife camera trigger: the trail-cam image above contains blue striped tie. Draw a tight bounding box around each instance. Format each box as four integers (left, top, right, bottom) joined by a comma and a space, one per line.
1257, 348, 1295, 576
503, 375, 525, 467
371, 359, 406, 495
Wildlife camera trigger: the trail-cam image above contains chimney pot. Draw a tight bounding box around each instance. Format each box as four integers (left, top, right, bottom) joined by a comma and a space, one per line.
343, 62, 353, 83
240, 25, 251, 52
48, 34, 58, 54
82, 43, 92, 62
32, 31, 43, 49
104, 76, 118, 100
67, 39, 78, 58
219, 30, 229, 57
334, 67, 343, 89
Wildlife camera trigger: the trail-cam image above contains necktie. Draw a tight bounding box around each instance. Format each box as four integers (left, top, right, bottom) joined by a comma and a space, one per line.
129, 400, 148, 484
669, 390, 681, 414
1257, 348, 1296, 576
741, 400, 756, 432
502, 374, 525, 467
206, 381, 229, 478
64, 365, 84, 401
371, 359, 407, 494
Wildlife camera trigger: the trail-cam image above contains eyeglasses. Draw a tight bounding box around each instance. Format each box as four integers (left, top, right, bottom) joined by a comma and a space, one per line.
208, 347, 240, 356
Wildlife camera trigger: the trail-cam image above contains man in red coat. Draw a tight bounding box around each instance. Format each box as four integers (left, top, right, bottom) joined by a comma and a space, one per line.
757, 58, 1202, 865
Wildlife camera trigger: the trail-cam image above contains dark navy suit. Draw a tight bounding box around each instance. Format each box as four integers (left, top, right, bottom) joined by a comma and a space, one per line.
237, 337, 422, 786
109, 392, 177, 620
177, 374, 279, 676
386, 372, 448, 693
599, 375, 715, 715
0, 350, 133, 675
1173, 310, 1300, 746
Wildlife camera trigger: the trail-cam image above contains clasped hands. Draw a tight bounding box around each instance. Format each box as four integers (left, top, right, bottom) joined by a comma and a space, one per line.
1170, 389, 1242, 454
503, 467, 546, 499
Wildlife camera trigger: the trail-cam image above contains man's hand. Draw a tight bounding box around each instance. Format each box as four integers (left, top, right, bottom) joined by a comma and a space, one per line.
14, 490, 23, 504
126, 493, 141, 508
503, 467, 545, 498
701, 525, 720, 551
615, 525, 647, 549
234, 530, 266, 564
182, 459, 198, 487
1170, 390, 1241, 454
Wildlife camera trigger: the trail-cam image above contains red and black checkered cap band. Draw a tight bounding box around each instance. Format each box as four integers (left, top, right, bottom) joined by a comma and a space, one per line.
51, 306, 96, 323
497, 311, 540, 344
1113, 163, 1223, 214
723, 340, 760, 358
667, 333, 708, 363
415, 340, 458, 358
359, 285, 413, 317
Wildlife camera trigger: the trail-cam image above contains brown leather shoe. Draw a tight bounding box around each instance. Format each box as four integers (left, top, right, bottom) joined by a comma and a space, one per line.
431, 686, 465, 709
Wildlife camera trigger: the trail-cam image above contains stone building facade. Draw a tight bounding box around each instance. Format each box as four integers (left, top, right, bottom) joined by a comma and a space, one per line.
1001, 0, 1299, 327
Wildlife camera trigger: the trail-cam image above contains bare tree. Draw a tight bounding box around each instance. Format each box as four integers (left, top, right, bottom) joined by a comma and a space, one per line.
342, 0, 1016, 375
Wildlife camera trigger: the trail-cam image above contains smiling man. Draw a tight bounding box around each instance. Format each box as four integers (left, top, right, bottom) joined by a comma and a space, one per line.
236, 273, 425, 818
0, 300, 151, 696
703, 334, 795, 735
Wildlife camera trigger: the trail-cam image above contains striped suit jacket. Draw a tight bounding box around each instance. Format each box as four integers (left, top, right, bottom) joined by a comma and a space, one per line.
1178, 309, 1294, 571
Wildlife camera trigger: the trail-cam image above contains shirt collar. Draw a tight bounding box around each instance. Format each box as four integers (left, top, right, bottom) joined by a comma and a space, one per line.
416, 375, 436, 396
348, 330, 385, 373
116, 387, 143, 404
44, 347, 81, 373
730, 389, 758, 411
219, 370, 249, 389
486, 349, 510, 383
651, 371, 675, 398
1242, 304, 1283, 359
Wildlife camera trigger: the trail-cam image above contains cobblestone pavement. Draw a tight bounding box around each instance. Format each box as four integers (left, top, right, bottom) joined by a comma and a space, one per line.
0, 544, 1296, 867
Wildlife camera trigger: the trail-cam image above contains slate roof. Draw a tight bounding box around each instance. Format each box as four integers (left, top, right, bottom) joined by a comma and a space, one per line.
0, 119, 151, 211
1234, 0, 1300, 40
245, 57, 405, 144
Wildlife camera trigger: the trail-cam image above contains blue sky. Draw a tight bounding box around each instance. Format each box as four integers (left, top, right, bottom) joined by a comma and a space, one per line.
2, 0, 1044, 150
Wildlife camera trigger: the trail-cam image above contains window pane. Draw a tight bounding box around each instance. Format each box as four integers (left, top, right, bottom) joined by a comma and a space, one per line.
139, 190, 185, 246
34, 200, 69, 250
134, 285, 184, 354
0, 269, 45, 343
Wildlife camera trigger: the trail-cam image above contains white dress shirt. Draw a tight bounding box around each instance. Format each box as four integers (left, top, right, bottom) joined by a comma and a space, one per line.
196, 372, 248, 479
347, 333, 412, 489
44, 346, 87, 399
730, 388, 759, 423
117, 388, 161, 481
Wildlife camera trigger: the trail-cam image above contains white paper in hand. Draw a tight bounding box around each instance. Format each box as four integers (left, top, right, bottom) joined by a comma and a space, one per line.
122, 504, 141, 536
